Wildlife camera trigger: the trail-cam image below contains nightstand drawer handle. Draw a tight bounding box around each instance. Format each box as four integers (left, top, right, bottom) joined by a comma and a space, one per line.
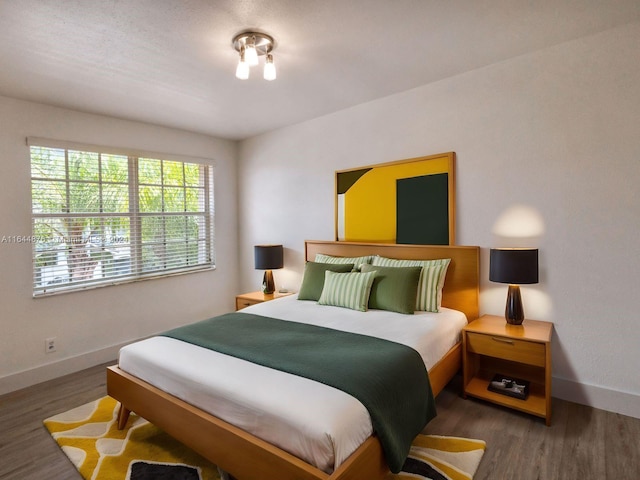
491, 336, 515, 345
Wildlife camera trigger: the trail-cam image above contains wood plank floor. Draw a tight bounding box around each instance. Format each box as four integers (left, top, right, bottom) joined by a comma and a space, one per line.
1, 364, 639, 479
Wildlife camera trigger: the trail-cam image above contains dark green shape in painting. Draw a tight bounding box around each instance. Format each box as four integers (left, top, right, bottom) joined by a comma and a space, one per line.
396, 173, 449, 245
337, 168, 372, 195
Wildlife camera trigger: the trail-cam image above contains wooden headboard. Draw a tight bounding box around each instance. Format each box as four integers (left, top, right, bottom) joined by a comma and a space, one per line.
305, 240, 480, 321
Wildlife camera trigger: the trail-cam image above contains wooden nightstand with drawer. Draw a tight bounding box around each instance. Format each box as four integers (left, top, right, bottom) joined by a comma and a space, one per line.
462, 314, 553, 425
235, 291, 293, 311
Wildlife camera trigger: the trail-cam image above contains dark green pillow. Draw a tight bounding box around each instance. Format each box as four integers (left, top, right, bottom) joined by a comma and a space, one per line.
360, 264, 422, 314
298, 262, 355, 301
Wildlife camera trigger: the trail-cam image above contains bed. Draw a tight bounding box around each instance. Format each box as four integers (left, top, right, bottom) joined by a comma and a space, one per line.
107, 240, 480, 480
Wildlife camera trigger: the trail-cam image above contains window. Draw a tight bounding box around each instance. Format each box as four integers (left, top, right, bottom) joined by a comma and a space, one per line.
29, 139, 214, 296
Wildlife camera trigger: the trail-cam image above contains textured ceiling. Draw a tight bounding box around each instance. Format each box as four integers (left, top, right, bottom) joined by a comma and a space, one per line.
1, 0, 639, 140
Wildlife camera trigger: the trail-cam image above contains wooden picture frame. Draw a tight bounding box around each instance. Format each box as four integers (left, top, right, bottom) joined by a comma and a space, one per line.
335, 152, 456, 245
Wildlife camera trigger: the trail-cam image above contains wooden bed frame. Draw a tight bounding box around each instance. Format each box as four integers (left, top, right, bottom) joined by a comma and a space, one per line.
107, 240, 480, 480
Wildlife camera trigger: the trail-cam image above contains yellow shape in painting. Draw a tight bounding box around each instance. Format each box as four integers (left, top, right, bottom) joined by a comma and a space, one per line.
344, 157, 449, 242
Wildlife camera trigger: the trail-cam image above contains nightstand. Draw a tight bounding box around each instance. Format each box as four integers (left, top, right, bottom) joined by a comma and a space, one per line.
235, 291, 293, 311
462, 314, 553, 425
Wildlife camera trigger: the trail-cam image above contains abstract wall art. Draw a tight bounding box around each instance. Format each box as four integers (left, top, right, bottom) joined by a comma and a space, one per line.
335, 152, 455, 245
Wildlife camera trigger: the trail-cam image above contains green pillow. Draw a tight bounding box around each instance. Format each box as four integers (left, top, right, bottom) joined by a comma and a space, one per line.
371, 256, 451, 312
317, 270, 376, 312
297, 262, 355, 301
360, 264, 422, 314
314, 253, 373, 271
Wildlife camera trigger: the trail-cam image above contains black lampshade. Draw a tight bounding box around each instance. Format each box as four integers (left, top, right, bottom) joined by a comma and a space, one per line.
489, 249, 539, 285
254, 245, 283, 270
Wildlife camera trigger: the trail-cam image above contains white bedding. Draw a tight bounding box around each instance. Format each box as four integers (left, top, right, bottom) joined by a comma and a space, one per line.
118, 295, 467, 473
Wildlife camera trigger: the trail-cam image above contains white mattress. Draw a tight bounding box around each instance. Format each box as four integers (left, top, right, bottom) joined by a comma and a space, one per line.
118, 295, 467, 473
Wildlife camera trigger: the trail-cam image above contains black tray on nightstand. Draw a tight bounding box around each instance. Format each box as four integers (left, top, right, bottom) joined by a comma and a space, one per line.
487, 373, 530, 400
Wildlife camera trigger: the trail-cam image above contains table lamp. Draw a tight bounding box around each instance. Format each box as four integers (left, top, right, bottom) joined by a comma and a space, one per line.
254, 245, 283, 294
489, 248, 539, 325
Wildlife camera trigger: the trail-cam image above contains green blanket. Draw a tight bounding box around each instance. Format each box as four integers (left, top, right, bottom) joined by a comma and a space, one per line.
161, 312, 436, 473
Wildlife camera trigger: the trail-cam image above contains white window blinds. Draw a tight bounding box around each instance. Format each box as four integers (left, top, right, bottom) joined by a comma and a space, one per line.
29, 139, 215, 296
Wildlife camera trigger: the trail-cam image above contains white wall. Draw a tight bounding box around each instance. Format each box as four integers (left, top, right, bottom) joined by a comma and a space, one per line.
238, 23, 640, 418
0, 96, 239, 394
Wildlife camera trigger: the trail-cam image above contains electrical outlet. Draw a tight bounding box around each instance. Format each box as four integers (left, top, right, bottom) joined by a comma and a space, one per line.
45, 337, 56, 353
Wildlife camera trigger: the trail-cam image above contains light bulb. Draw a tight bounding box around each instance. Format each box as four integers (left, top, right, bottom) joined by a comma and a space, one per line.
245, 42, 259, 66
235, 57, 249, 80
263, 54, 276, 81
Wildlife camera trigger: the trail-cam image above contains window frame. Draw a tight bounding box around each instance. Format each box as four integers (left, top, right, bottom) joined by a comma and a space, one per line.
28, 137, 215, 297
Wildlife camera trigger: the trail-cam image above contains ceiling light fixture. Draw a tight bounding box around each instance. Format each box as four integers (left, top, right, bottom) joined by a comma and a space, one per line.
233, 31, 276, 81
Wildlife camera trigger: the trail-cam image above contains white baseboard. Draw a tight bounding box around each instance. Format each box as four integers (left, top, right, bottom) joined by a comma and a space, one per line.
0, 342, 127, 396
553, 376, 640, 419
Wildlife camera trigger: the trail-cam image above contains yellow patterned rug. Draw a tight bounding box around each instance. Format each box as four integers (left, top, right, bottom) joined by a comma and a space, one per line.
385, 434, 486, 480
44, 396, 485, 480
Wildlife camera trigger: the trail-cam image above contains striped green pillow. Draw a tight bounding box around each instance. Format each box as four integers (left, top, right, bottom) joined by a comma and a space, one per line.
314, 253, 374, 271
371, 256, 451, 312
317, 270, 376, 312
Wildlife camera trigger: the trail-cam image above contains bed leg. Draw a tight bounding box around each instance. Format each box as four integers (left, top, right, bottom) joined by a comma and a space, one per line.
117, 404, 131, 429
217, 467, 236, 480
